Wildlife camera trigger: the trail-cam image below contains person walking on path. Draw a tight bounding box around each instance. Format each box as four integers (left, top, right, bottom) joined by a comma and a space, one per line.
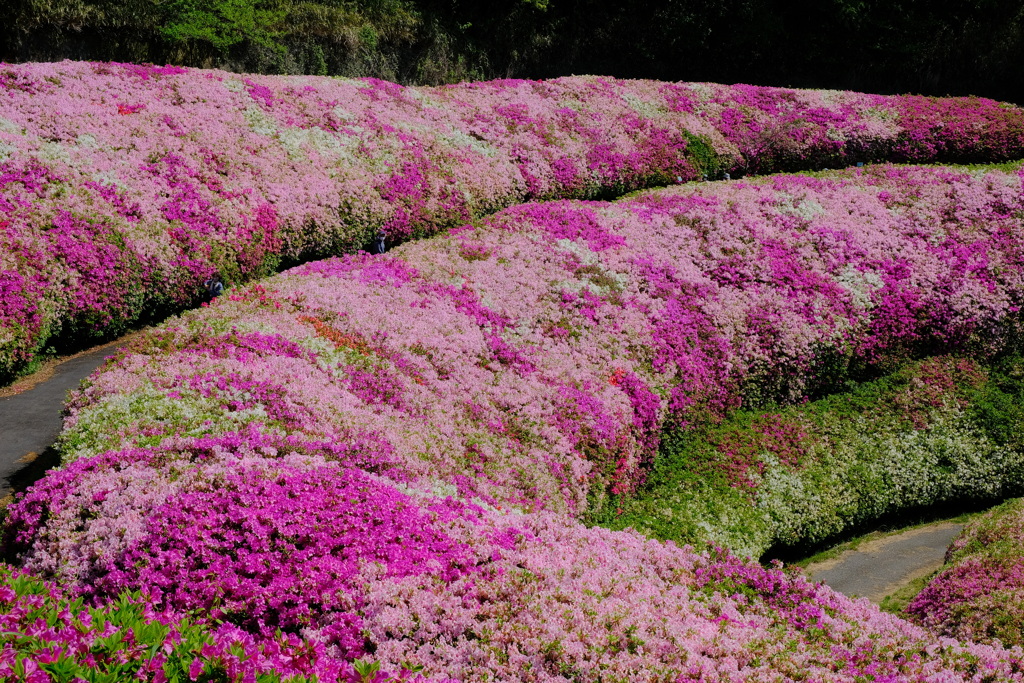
203, 274, 225, 303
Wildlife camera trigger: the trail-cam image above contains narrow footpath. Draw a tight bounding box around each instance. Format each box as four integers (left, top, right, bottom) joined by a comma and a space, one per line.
803, 522, 963, 604
0, 341, 125, 501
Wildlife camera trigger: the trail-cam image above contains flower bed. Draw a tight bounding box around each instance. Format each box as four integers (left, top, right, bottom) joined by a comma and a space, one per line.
908, 497, 1024, 648
0, 563, 439, 682
5, 452, 1024, 680
48, 164, 1024, 515
612, 353, 1024, 557
7, 163, 1024, 678
25, 163, 1024, 534
3, 61, 1024, 379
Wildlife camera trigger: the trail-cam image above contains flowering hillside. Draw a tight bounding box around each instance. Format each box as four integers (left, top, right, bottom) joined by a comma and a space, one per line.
3, 61, 1024, 380
49, 164, 1024, 518
908, 497, 1024, 648
6, 163, 1024, 679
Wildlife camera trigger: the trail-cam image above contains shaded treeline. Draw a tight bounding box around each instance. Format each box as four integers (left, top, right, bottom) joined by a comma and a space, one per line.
3, 0, 1024, 102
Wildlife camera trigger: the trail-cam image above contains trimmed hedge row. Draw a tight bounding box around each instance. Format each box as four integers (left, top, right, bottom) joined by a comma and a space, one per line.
4, 61, 1024, 380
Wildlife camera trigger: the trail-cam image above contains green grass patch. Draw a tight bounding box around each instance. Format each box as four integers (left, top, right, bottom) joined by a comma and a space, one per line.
879, 572, 937, 615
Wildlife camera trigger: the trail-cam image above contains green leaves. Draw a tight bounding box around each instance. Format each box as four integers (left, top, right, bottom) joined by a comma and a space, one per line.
159, 0, 289, 53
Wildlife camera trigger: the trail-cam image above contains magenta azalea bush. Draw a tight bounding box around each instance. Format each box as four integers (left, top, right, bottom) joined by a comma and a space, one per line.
908, 498, 1024, 648
3, 61, 1024, 378
0, 564, 440, 683
8, 163, 1024, 679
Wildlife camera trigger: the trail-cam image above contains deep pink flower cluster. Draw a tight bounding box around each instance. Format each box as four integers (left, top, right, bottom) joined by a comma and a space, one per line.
0, 562, 441, 682
3, 61, 1024, 376
104, 462, 475, 657
3, 433, 484, 669
9, 163, 1024, 678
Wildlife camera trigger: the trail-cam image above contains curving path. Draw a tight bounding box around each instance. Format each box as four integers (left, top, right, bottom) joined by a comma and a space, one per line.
0, 341, 126, 501
803, 522, 964, 603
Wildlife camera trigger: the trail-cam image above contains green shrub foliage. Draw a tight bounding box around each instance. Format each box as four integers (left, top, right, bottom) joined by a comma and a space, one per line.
608, 355, 1024, 558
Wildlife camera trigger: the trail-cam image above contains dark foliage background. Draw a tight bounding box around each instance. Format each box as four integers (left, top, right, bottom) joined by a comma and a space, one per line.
3, 0, 1023, 102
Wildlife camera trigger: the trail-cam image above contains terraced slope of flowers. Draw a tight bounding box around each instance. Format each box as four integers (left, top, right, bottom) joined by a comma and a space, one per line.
908, 497, 1024, 648
7, 164, 1024, 679
3, 60, 1024, 380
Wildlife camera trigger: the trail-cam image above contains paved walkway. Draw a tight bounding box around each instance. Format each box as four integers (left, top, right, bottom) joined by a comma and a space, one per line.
0, 342, 123, 500
804, 522, 963, 603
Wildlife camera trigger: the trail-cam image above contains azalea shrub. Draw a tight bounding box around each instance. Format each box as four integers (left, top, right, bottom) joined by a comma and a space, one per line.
5, 445, 480, 660
907, 497, 1024, 648
5, 448, 1024, 681
51, 163, 1024, 517
8, 163, 1024, 678
4, 61, 1024, 379
0, 563, 435, 683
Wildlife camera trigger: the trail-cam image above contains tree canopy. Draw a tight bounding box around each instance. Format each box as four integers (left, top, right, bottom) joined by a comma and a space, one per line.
3, 0, 1023, 102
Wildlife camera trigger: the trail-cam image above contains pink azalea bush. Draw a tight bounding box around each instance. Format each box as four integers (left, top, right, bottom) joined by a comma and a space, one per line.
4, 61, 1024, 378
687, 83, 1024, 173
9, 163, 1024, 678
908, 497, 1024, 648
6, 444, 1024, 680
